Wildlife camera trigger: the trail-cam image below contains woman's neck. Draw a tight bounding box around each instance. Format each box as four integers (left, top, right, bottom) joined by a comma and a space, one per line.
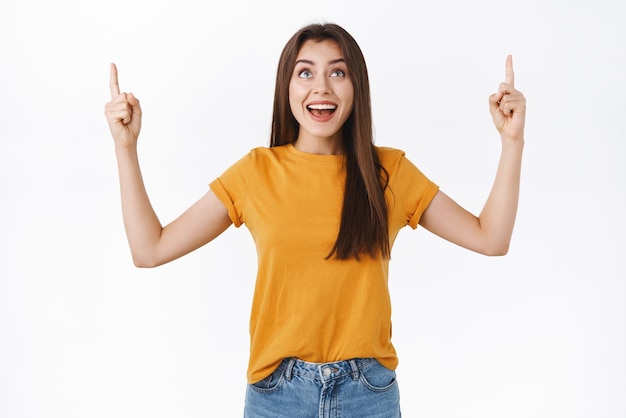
293, 134, 345, 155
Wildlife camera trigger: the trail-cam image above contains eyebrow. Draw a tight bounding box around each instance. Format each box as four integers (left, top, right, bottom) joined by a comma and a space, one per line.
294, 58, 346, 66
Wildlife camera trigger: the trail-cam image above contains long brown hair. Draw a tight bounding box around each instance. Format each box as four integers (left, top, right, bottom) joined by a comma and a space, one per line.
270, 23, 389, 260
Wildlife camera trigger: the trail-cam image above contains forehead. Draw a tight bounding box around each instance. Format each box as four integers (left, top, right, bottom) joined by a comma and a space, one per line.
295, 39, 343, 61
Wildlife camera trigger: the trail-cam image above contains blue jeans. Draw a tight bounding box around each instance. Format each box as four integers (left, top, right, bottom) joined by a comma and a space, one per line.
244, 358, 401, 417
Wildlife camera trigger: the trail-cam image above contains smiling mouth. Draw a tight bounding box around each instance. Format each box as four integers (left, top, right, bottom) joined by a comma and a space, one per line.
307, 103, 337, 118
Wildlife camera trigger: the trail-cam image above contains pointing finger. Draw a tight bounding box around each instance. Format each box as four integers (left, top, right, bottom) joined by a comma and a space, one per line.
109, 63, 120, 98
505, 55, 514, 88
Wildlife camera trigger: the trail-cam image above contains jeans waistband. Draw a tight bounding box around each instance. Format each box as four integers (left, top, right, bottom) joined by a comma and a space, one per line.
280, 358, 376, 383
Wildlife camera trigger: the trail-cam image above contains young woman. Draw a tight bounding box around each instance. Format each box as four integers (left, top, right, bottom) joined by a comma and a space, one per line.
105, 23, 525, 417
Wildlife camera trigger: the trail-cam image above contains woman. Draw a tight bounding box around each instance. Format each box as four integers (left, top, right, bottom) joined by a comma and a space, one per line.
105, 23, 525, 417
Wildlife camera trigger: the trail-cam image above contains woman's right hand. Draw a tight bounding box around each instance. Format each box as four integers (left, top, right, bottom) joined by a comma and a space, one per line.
104, 63, 142, 149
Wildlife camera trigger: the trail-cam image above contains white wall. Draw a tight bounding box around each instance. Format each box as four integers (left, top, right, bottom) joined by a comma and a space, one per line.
1, 0, 624, 417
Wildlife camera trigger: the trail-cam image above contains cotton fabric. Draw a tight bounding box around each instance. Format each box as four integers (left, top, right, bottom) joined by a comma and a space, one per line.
210, 144, 438, 383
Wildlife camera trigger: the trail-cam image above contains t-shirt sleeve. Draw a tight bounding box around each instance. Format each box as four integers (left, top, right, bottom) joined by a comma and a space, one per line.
392, 152, 440, 229
209, 152, 255, 228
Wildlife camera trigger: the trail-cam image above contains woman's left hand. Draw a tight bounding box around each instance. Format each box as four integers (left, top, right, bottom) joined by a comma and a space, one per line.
489, 55, 526, 142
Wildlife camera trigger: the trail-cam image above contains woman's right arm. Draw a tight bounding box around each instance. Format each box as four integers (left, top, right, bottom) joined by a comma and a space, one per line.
104, 64, 232, 268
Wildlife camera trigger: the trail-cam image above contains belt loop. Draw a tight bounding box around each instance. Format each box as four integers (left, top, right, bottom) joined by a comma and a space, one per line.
285, 358, 296, 381
349, 359, 359, 380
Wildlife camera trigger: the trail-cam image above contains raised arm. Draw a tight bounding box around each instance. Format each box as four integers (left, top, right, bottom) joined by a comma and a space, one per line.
104, 64, 232, 267
419, 55, 525, 256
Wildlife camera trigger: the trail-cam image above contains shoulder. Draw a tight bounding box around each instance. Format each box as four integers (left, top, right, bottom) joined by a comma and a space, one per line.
375, 146, 407, 170
226, 146, 287, 170
375, 145, 432, 182
246, 146, 272, 160
375, 146, 406, 159
216, 146, 290, 190
246, 145, 290, 163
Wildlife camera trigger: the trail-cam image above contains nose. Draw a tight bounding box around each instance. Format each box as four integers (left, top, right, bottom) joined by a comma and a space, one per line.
313, 77, 332, 95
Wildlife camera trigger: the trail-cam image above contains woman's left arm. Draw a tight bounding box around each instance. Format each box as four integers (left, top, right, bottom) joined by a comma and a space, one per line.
419, 55, 526, 256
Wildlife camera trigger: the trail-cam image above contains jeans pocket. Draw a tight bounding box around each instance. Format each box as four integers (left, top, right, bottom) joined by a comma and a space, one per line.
358, 359, 398, 393
248, 365, 285, 393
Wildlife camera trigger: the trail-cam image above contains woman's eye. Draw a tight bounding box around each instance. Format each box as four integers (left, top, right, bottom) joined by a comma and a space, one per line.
299, 70, 312, 78
330, 69, 345, 77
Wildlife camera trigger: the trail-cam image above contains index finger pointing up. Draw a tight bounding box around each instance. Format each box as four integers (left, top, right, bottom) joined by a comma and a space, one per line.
109, 63, 120, 98
505, 55, 514, 88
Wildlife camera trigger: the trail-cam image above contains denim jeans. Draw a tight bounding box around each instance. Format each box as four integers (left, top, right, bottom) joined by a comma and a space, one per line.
244, 357, 401, 417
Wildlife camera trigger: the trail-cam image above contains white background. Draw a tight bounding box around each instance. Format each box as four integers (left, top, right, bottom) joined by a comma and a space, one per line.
1, 0, 624, 417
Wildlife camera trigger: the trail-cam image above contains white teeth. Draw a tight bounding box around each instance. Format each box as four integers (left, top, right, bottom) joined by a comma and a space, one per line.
307, 104, 337, 110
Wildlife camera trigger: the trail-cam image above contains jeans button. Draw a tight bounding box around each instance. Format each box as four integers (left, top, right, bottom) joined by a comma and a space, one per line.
323, 368, 331, 377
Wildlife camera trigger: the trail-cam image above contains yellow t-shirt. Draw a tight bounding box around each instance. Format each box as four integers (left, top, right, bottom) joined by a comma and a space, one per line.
210, 143, 439, 383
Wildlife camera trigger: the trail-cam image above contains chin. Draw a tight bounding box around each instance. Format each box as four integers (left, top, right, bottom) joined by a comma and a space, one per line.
306, 126, 342, 140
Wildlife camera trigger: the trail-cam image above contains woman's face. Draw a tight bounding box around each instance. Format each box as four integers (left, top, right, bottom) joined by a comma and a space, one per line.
289, 39, 354, 153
